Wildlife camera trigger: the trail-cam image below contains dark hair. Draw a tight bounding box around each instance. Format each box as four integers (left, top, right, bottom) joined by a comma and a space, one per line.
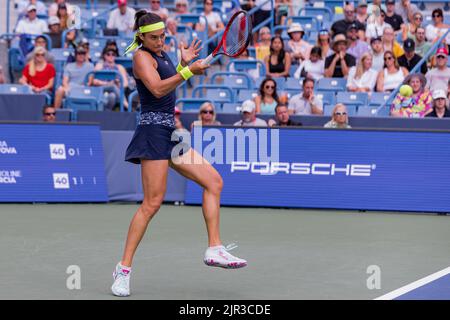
133, 10, 163, 45
259, 77, 279, 101
432, 8, 443, 18
310, 46, 322, 58
42, 105, 54, 114
102, 47, 118, 58
303, 78, 315, 87
35, 35, 48, 49
275, 103, 288, 113
270, 35, 286, 66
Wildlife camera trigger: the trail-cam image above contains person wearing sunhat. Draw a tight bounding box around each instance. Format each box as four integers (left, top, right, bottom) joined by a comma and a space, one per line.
390, 73, 432, 117
425, 47, 450, 92
397, 38, 427, 74
287, 23, 313, 65
426, 89, 450, 118
325, 34, 356, 78
15, 5, 49, 35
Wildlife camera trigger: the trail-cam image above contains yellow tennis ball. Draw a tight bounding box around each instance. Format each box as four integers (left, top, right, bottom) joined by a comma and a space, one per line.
399, 85, 413, 97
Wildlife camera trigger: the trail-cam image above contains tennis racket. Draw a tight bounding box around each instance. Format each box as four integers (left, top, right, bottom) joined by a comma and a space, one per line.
201, 10, 252, 65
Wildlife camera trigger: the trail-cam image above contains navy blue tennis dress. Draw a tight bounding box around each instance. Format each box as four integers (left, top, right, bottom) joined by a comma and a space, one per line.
125, 47, 187, 164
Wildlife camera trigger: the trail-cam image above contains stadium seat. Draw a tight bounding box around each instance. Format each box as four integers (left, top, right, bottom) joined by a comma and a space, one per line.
222, 103, 242, 113
358, 106, 390, 117
209, 72, 254, 93
299, 7, 334, 23
285, 16, 321, 32
226, 59, 266, 77
316, 78, 347, 92
64, 86, 105, 114
285, 77, 303, 91
316, 91, 336, 106
0, 84, 32, 94
336, 92, 369, 106
84, 70, 126, 111
176, 98, 214, 111
369, 92, 391, 106
237, 89, 258, 103
192, 85, 235, 105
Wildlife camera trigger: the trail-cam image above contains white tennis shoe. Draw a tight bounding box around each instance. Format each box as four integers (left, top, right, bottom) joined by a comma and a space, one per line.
111, 263, 131, 297
204, 245, 247, 269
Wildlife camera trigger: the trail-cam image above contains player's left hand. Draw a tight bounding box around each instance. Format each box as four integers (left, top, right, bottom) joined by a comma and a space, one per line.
180, 38, 202, 65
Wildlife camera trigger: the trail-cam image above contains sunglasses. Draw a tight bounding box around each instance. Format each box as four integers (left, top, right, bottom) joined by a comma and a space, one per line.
319, 30, 329, 35
335, 112, 347, 116
176, 3, 187, 6
414, 16, 423, 20
44, 112, 56, 116
105, 52, 116, 56
35, 53, 45, 57
384, 56, 393, 61
433, 14, 442, 18
201, 110, 214, 114
265, 85, 275, 89
437, 55, 447, 59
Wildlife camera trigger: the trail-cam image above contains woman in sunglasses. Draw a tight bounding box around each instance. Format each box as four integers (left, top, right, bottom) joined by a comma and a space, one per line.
19, 46, 56, 94
190, 102, 221, 129
376, 50, 408, 92
316, 29, 333, 59
425, 8, 450, 45
255, 78, 279, 114
324, 103, 351, 128
390, 73, 432, 117
401, 11, 423, 42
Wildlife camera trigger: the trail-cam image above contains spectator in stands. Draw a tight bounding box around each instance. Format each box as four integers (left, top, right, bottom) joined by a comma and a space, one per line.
414, 27, 431, 59
42, 105, 56, 122
324, 104, 351, 128
49, 0, 74, 17
267, 104, 302, 127
401, 11, 422, 42
398, 38, 427, 74
325, 34, 356, 78
275, 0, 292, 26
288, 78, 323, 115
171, 0, 193, 30
356, 0, 368, 24
25, 35, 55, 64
107, 0, 136, 33
366, 9, 390, 42
255, 27, 272, 61
425, 8, 450, 45
287, 23, 312, 65
426, 89, 450, 118
347, 52, 378, 92
367, 0, 386, 16
148, 0, 169, 21
104, 40, 120, 57
19, 47, 56, 94
370, 36, 385, 72
255, 78, 279, 114
67, 38, 92, 63
384, 0, 404, 33
316, 29, 333, 59
89, 47, 130, 110
191, 102, 221, 129
57, 3, 72, 30
0, 66, 5, 84
294, 46, 325, 81
233, 100, 267, 127
228, 49, 260, 80
395, 0, 419, 25
64, 28, 78, 49
196, 0, 225, 41
46, 16, 62, 48
174, 107, 186, 130
390, 73, 432, 117
53, 46, 94, 109
382, 25, 404, 58
347, 23, 370, 61
265, 35, 291, 78
15, 5, 49, 35
16, 0, 47, 16
425, 48, 450, 92
376, 50, 408, 92
331, 2, 365, 40
252, 0, 272, 43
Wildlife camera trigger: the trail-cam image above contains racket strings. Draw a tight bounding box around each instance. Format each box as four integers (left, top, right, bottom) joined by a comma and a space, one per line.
224, 14, 250, 56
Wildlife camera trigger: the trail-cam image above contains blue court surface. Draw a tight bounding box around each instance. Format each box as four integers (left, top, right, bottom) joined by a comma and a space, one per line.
376, 267, 450, 300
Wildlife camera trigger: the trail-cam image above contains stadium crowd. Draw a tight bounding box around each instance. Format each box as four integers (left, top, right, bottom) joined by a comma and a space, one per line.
2, 0, 450, 128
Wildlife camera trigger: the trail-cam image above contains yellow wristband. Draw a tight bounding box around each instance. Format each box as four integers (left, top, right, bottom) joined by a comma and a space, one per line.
179, 66, 194, 81
176, 63, 183, 73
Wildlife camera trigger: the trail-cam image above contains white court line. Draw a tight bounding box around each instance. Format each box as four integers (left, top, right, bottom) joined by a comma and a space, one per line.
375, 266, 450, 300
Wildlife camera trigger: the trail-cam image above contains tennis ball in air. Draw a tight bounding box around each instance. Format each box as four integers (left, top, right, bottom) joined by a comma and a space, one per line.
399, 85, 413, 97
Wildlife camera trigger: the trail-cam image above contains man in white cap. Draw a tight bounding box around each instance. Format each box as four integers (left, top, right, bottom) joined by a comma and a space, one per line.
234, 100, 267, 127
46, 16, 62, 48
16, 0, 47, 16
15, 5, 49, 35
107, 0, 136, 33
426, 89, 450, 118
425, 47, 450, 92
287, 23, 312, 65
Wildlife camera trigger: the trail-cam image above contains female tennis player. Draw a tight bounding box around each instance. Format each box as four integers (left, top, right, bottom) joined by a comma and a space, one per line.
111, 11, 247, 297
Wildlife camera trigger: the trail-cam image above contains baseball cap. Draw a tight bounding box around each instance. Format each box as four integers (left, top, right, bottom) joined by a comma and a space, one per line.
432, 89, 447, 100
357, 0, 367, 7
386, 0, 395, 4
370, 36, 382, 44
347, 23, 358, 32
48, 16, 60, 25
117, 0, 127, 6
241, 100, 255, 113
75, 46, 87, 54
403, 38, 415, 52
27, 4, 37, 12
436, 47, 448, 57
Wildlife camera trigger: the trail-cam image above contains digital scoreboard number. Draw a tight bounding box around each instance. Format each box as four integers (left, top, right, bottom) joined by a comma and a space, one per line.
0, 123, 108, 202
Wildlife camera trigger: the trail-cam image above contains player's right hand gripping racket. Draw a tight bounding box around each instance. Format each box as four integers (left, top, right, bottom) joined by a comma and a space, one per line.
201, 10, 252, 65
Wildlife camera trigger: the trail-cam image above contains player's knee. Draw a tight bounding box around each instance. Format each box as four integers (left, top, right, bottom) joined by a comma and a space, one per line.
207, 174, 223, 195
140, 196, 163, 218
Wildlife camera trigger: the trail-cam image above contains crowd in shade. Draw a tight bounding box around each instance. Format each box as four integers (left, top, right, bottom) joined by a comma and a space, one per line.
3, 0, 450, 124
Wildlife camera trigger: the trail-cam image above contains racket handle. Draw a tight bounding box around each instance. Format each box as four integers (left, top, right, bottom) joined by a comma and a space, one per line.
202, 54, 214, 65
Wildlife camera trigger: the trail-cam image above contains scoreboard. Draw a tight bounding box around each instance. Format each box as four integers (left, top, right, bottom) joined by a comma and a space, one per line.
0, 123, 108, 202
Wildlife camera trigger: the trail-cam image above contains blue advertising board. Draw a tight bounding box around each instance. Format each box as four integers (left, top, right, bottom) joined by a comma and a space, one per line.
185, 127, 450, 213
0, 123, 108, 202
